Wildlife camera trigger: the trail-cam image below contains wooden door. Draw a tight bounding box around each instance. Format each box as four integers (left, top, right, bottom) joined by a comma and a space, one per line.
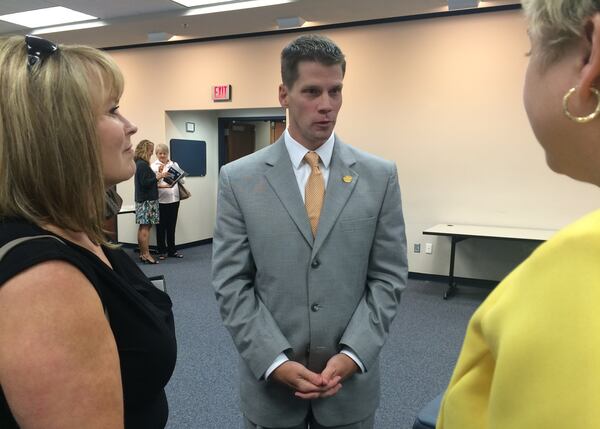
227, 123, 255, 162
270, 120, 286, 144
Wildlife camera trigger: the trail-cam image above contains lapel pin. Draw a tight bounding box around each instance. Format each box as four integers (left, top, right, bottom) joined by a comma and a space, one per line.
342, 175, 353, 183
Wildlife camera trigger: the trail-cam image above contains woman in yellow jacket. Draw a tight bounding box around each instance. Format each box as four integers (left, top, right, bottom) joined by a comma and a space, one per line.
437, 0, 600, 427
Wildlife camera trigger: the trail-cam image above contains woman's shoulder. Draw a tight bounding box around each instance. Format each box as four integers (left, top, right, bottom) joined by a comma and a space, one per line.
0, 258, 121, 428
448, 210, 600, 429
1, 258, 98, 302
0, 220, 99, 288
135, 159, 153, 175
483, 209, 600, 316
530, 209, 600, 262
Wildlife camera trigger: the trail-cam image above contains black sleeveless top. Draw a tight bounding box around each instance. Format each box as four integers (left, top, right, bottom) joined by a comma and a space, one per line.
0, 219, 177, 428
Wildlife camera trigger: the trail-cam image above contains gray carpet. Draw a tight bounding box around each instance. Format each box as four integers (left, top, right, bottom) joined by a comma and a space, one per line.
130, 244, 489, 429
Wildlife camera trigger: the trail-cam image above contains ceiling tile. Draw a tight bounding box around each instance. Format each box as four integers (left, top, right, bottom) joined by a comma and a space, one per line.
0, 0, 54, 15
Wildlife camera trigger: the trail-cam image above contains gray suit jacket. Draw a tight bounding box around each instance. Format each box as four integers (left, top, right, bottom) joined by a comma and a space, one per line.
212, 136, 407, 427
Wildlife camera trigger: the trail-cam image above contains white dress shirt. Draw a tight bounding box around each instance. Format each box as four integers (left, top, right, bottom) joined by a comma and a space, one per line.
264, 129, 365, 379
284, 129, 334, 201
151, 160, 181, 204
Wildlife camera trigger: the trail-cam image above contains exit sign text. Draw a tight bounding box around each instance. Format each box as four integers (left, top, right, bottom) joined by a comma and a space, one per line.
212, 85, 231, 102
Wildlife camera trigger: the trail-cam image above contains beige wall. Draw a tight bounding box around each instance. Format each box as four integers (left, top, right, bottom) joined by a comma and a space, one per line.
114, 10, 599, 280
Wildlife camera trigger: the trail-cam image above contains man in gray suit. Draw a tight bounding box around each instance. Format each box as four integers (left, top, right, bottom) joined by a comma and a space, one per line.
212, 34, 407, 428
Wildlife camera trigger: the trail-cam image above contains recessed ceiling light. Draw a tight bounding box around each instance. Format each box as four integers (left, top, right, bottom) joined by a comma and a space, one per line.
184, 0, 295, 16
447, 0, 480, 11
0, 6, 97, 29
147, 32, 175, 42
276, 16, 305, 29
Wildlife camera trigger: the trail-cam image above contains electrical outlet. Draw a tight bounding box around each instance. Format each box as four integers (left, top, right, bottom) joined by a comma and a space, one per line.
425, 243, 433, 254
414, 243, 421, 253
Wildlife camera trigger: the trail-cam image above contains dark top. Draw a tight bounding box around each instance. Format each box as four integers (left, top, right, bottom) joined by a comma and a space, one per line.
135, 159, 159, 202
0, 219, 177, 428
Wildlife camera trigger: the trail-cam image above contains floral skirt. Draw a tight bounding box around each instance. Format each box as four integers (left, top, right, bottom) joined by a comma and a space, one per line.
135, 200, 160, 224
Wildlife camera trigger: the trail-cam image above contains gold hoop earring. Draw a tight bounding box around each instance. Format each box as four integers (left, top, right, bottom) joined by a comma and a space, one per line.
562, 86, 600, 123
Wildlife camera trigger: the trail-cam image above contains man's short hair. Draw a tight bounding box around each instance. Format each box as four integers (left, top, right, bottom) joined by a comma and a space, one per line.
281, 34, 346, 88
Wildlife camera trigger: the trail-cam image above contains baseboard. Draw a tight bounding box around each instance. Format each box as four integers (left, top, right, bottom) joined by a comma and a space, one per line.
408, 272, 499, 289
119, 238, 213, 251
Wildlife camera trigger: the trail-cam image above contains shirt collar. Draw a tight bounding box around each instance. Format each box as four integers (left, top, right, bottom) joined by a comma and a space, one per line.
284, 129, 335, 169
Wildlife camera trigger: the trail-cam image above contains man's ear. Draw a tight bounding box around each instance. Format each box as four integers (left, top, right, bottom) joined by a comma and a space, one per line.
278, 84, 288, 108
579, 13, 600, 97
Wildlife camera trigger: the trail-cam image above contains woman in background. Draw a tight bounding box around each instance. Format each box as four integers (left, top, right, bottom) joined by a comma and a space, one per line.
0, 35, 176, 428
151, 143, 184, 259
134, 139, 165, 264
437, 0, 600, 427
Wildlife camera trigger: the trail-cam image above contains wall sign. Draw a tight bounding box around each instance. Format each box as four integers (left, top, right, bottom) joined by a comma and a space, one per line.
212, 84, 232, 102
170, 139, 206, 177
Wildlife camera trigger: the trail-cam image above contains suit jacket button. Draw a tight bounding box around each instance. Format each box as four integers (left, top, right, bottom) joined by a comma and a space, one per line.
311, 303, 321, 312
311, 259, 320, 268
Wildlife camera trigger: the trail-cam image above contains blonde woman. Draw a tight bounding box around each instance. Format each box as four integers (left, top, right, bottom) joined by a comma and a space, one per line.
437, 1, 600, 427
134, 139, 166, 264
0, 35, 176, 428
151, 143, 184, 259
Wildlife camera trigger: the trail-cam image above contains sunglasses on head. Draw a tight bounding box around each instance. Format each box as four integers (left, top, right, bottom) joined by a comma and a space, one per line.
25, 34, 58, 72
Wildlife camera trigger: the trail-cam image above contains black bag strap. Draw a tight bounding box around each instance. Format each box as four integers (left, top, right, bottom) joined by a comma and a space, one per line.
0, 235, 65, 261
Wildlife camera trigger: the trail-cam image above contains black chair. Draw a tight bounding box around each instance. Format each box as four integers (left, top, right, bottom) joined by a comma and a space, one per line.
148, 274, 167, 292
412, 393, 443, 429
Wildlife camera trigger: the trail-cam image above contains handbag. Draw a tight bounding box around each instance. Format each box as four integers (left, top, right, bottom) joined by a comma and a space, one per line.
178, 183, 191, 200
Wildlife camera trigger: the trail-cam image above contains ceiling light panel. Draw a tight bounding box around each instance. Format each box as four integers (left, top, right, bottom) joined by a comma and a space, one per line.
31, 20, 108, 35
0, 6, 97, 28
185, 0, 295, 16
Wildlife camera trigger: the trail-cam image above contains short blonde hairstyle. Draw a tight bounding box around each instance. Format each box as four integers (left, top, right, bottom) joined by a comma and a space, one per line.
0, 35, 124, 245
135, 139, 154, 163
523, 0, 600, 64
155, 143, 169, 154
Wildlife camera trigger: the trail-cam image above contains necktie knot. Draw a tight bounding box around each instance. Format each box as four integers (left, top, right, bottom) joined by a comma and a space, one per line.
304, 151, 321, 172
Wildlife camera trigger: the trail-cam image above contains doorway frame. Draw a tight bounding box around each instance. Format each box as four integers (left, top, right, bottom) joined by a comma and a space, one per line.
218, 115, 286, 169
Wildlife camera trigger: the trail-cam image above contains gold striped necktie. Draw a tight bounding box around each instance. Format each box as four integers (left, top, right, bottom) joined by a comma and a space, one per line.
304, 151, 325, 237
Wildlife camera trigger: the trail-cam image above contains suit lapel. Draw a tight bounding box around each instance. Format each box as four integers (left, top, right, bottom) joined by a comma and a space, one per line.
313, 138, 358, 256
264, 139, 314, 247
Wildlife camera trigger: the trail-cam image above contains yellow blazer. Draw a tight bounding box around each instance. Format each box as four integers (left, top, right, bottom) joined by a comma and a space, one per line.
437, 209, 600, 429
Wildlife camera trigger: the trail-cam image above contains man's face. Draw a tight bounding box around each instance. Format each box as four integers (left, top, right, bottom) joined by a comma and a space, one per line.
279, 61, 343, 150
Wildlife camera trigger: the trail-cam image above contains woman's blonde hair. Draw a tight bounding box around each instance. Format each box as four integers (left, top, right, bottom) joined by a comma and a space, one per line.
0, 35, 124, 245
135, 139, 154, 163
155, 143, 169, 154
523, 0, 600, 65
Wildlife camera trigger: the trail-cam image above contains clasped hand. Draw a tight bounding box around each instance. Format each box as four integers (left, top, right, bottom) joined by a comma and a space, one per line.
271, 353, 358, 399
